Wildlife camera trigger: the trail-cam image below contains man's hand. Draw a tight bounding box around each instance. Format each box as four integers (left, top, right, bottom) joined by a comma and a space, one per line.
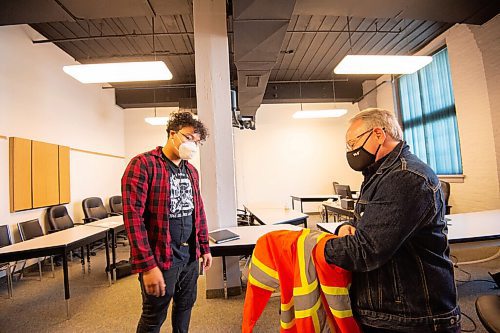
142, 266, 165, 297
338, 225, 356, 237
201, 253, 213, 272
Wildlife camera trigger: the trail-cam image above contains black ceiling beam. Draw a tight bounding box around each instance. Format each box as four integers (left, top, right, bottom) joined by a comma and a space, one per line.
263, 81, 364, 104
115, 86, 196, 109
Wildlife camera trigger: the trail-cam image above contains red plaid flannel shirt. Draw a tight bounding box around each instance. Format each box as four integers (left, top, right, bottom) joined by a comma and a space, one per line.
121, 146, 210, 273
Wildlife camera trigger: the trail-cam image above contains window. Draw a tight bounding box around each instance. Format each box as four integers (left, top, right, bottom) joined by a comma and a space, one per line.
397, 48, 463, 175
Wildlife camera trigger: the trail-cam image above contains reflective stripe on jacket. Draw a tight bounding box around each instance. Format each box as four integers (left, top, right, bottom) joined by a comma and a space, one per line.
242, 229, 360, 333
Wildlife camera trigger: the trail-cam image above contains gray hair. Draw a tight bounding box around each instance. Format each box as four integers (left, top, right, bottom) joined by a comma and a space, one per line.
349, 108, 403, 141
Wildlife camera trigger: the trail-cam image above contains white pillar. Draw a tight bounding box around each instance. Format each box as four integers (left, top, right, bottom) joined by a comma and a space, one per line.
193, 0, 240, 298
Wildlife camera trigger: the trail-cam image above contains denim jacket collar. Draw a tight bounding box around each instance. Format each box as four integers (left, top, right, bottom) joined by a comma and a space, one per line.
376, 141, 407, 175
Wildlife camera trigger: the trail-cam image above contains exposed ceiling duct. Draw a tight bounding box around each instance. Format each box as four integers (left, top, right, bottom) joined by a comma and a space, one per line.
0, 0, 497, 112
232, 0, 297, 117
293, 0, 498, 24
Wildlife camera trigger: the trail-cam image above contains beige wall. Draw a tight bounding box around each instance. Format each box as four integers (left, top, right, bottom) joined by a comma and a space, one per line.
375, 15, 500, 213
233, 102, 363, 213
0, 25, 125, 235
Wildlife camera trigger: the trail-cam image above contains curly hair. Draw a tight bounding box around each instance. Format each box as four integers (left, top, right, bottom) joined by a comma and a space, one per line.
166, 111, 208, 141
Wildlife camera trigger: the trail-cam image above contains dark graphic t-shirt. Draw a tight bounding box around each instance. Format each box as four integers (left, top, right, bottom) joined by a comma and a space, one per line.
164, 155, 195, 266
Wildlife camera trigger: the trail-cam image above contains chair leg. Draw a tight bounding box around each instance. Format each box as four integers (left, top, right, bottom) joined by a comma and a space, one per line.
51, 256, 55, 278
18, 260, 27, 280
38, 258, 42, 281
6, 264, 13, 298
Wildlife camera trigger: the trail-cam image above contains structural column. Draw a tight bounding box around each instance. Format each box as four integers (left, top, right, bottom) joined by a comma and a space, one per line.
193, 0, 241, 298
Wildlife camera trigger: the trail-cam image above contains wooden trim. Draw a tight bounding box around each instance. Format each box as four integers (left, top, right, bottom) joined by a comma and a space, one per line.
70, 148, 125, 159
0, 135, 7, 140
438, 175, 465, 183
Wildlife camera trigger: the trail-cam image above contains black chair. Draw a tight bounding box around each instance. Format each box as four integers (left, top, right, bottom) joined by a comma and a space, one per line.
109, 196, 123, 215
440, 180, 452, 214
47, 205, 84, 260
0, 225, 14, 298
82, 197, 124, 250
82, 197, 120, 223
108, 196, 128, 244
47, 205, 77, 232
334, 184, 353, 199
17, 219, 54, 280
476, 295, 500, 333
237, 209, 251, 226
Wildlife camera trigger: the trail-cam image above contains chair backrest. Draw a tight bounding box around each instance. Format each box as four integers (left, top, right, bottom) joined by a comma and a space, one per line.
109, 196, 123, 214
47, 205, 74, 231
334, 184, 352, 199
332, 182, 339, 195
18, 219, 44, 241
0, 225, 13, 248
440, 180, 451, 204
82, 197, 108, 220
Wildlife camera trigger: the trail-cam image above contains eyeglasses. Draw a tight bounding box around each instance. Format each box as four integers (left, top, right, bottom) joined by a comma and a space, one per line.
179, 131, 202, 146
346, 128, 373, 151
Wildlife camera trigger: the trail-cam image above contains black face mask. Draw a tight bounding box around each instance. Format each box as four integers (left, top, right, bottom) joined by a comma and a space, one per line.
346, 131, 381, 172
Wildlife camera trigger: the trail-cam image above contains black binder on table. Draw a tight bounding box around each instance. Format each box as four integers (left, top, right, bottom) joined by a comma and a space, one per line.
209, 229, 240, 244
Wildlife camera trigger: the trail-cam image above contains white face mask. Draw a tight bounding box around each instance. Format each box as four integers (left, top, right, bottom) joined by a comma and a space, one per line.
175, 134, 198, 160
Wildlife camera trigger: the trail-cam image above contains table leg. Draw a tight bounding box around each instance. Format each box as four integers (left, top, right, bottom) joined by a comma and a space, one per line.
300, 200, 304, 213
63, 252, 70, 318
325, 207, 329, 222
291, 198, 295, 210
112, 230, 117, 283
87, 245, 91, 274
222, 256, 227, 299
104, 233, 111, 286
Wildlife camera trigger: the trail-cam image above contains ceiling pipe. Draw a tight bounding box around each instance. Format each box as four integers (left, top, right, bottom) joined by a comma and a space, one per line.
352, 80, 390, 104
32, 31, 193, 44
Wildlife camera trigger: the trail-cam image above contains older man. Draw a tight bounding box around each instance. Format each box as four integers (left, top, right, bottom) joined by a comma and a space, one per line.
324, 108, 460, 332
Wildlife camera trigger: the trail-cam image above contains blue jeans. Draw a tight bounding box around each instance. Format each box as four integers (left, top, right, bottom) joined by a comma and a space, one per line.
137, 260, 199, 333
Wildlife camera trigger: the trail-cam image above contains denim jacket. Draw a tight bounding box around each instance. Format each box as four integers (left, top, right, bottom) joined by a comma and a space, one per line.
325, 142, 460, 332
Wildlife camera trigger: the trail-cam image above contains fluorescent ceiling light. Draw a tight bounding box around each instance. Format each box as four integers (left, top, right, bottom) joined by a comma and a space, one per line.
293, 109, 348, 119
145, 117, 169, 126
334, 55, 432, 74
63, 61, 172, 83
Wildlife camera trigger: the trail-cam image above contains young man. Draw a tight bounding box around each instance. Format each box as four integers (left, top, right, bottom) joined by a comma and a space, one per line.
324, 108, 460, 332
122, 112, 212, 333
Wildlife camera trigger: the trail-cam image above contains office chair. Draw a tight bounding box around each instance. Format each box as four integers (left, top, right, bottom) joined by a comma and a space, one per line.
440, 180, 452, 214
334, 184, 353, 199
237, 209, 251, 226
108, 196, 128, 244
476, 295, 500, 333
82, 197, 119, 223
109, 196, 123, 215
17, 219, 54, 280
47, 205, 84, 261
82, 197, 125, 250
0, 225, 14, 298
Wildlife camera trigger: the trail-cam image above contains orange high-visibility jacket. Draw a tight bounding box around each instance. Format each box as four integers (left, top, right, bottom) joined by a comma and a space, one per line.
242, 229, 360, 333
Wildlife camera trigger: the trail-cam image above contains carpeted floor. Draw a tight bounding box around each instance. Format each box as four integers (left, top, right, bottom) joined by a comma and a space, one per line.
0, 215, 498, 333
